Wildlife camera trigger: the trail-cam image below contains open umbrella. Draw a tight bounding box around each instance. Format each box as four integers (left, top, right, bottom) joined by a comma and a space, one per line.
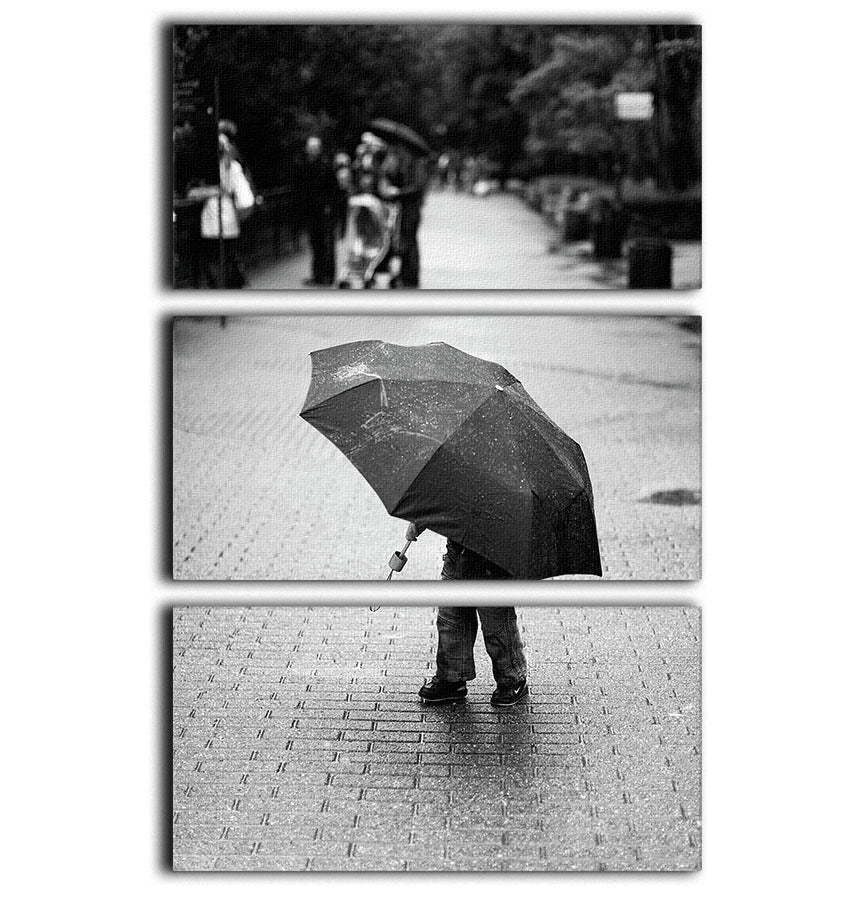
368, 118, 432, 157
300, 340, 602, 579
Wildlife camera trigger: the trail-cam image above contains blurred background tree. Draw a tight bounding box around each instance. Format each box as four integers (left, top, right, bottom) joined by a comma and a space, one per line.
173, 25, 435, 189
510, 25, 700, 188
419, 25, 559, 179
173, 24, 700, 193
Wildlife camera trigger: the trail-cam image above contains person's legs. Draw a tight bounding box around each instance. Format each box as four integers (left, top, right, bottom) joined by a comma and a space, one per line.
321, 213, 336, 284
420, 606, 477, 703
201, 240, 221, 288
223, 239, 247, 288
399, 205, 421, 287
477, 607, 527, 686
434, 607, 478, 682
335, 199, 348, 240
401, 235, 419, 287
307, 210, 325, 282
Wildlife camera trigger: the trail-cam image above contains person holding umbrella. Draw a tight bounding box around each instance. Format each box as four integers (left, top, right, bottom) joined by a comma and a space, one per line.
405, 522, 529, 707
300, 340, 603, 703
300, 339, 602, 578
366, 120, 432, 287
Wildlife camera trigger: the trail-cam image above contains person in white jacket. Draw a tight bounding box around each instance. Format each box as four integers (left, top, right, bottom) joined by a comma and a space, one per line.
194, 133, 255, 287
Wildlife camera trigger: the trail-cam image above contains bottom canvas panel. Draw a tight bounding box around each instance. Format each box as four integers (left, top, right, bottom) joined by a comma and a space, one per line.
172, 605, 701, 872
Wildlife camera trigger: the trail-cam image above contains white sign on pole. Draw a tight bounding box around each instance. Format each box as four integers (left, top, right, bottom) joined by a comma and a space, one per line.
615, 92, 654, 120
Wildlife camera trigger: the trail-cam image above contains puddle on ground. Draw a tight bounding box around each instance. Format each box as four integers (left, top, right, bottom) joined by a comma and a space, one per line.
640, 488, 701, 506
676, 318, 701, 335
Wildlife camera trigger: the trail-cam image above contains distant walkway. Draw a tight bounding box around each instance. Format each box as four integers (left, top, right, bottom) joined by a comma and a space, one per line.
247, 191, 701, 290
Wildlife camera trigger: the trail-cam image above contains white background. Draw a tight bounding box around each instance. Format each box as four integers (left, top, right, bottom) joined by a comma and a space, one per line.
3, 1, 865, 896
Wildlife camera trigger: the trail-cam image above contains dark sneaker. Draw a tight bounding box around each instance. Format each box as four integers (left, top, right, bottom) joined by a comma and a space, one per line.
491, 680, 528, 708
418, 678, 467, 704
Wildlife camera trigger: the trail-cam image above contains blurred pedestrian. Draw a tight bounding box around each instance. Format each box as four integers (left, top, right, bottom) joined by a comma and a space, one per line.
406, 523, 529, 707
191, 132, 255, 288
353, 132, 388, 196
386, 147, 429, 287
462, 155, 478, 193
436, 152, 450, 190
333, 152, 352, 239
300, 135, 340, 286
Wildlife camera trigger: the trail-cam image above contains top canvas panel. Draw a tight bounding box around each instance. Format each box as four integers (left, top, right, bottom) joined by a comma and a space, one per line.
172, 24, 701, 290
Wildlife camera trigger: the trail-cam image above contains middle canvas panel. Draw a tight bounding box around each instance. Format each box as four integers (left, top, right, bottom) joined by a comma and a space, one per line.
172, 315, 701, 581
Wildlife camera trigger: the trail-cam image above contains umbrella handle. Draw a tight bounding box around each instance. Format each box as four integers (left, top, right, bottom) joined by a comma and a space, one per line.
386, 539, 413, 579
377, 537, 414, 613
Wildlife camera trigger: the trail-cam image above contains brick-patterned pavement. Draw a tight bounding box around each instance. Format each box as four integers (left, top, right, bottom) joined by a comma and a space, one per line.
173, 316, 701, 580
173, 606, 701, 871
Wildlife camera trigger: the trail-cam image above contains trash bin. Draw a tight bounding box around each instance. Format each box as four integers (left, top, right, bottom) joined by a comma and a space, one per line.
627, 237, 673, 288
590, 198, 626, 260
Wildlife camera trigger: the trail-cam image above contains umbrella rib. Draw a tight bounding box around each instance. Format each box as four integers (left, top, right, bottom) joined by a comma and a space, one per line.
507, 390, 592, 493
302, 341, 384, 411
304, 377, 504, 418
304, 381, 501, 516
301, 374, 385, 418
306, 341, 519, 397
503, 398, 598, 575
392, 393, 536, 577
382, 387, 506, 515
492, 390, 593, 539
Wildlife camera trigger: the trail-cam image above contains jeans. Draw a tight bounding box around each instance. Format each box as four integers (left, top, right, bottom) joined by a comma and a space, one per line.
435, 607, 527, 686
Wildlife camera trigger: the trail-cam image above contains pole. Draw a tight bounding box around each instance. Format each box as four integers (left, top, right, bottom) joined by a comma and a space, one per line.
214, 75, 226, 288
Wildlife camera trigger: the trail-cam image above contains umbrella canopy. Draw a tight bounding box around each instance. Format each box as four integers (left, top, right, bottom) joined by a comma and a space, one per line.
368, 118, 432, 157
300, 340, 602, 579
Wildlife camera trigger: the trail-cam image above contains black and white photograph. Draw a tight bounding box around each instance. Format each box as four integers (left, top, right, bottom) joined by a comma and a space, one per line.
12, 1, 867, 896
172, 605, 701, 871
172, 315, 701, 581
172, 24, 701, 290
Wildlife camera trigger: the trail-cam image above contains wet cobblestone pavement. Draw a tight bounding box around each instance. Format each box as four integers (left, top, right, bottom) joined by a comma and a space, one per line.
173, 606, 701, 871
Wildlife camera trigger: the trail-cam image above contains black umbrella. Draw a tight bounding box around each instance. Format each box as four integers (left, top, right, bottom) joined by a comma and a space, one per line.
368, 118, 432, 157
300, 340, 602, 579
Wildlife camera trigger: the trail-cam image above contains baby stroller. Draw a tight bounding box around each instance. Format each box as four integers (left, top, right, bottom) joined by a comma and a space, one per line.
337, 193, 402, 289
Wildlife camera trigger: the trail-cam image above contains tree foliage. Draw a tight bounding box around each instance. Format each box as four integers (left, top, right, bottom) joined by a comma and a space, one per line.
173, 24, 700, 191
420, 25, 560, 176
510, 25, 700, 187
174, 24, 437, 188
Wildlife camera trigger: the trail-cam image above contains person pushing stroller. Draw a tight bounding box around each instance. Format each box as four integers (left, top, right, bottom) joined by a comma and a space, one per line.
336, 122, 430, 288
336, 132, 404, 288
